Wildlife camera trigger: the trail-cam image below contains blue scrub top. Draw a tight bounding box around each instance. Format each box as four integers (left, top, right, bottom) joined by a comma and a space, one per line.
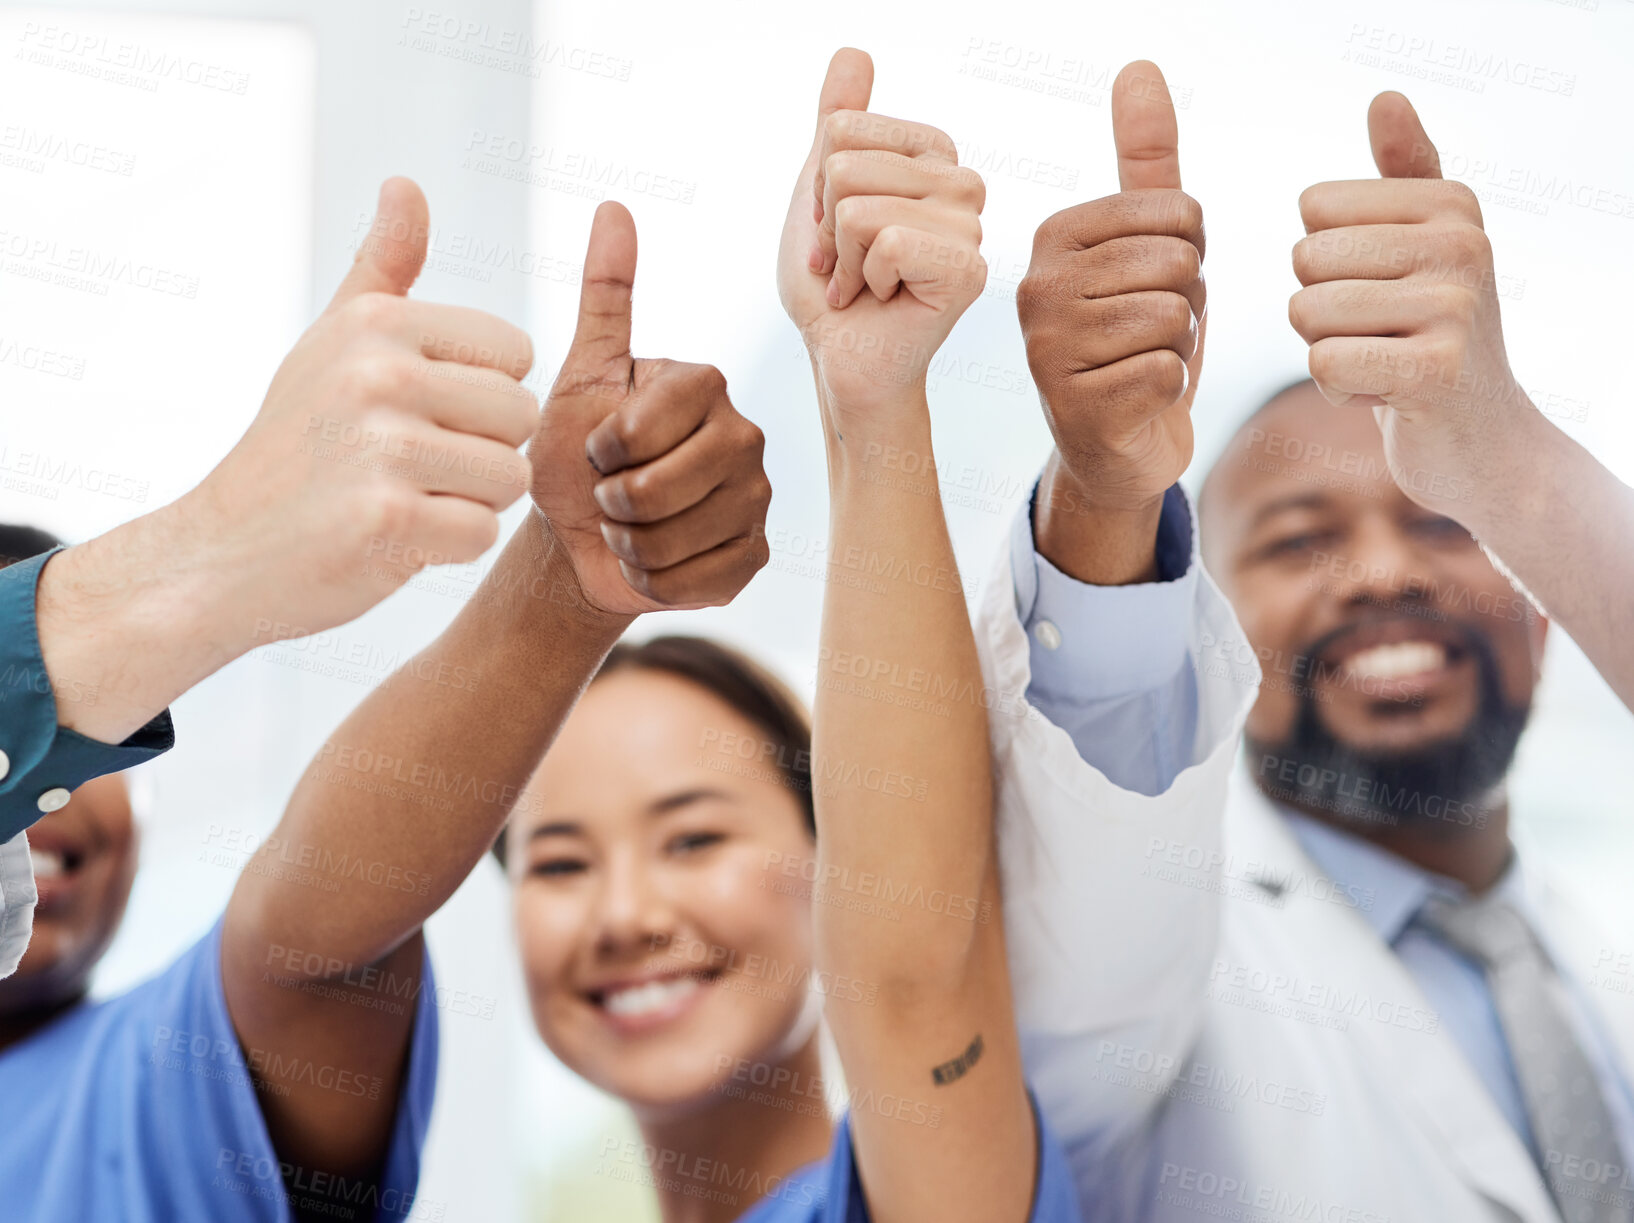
0, 918, 439, 1222
734, 1092, 1084, 1223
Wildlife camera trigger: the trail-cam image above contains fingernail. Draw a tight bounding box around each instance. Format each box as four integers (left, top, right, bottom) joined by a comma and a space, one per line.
826, 278, 841, 307
808, 243, 823, 271
812, 199, 823, 224
585, 442, 607, 475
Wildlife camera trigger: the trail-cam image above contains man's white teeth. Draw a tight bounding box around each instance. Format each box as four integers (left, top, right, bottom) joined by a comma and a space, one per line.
603, 976, 700, 1019
29, 849, 66, 879
1346, 640, 1448, 682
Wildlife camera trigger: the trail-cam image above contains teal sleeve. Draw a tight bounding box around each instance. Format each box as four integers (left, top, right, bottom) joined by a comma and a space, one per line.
0, 547, 174, 840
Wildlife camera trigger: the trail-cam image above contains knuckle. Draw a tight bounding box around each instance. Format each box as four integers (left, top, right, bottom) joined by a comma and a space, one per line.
361, 486, 420, 551
1142, 350, 1188, 404
1297, 184, 1324, 225
1450, 221, 1492, 265
601, 413, 640, 465
1171, 239, 1203, 283
1167, 191, 1205, 238
1442, 180, 1483, 221
340, 291, 400, 334
690, 362, 730, 401
953, 167, 987, 211
1427, 281, 1475, 325
1290, 236, 1318, 282
833, 194, 868, 233
619, 526, 664, 569
349, 352, 413, 403
621, 468, 660, 517
966, 251, 989, 297
1308, 340, 1340, 384
1288, 289, 1316, 338
825, 150, 858, 191
1154, 291, 1193, 336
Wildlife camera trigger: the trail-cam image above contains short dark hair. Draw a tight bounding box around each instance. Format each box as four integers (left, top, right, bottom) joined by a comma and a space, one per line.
0, 523, 63, 571
491, 635, 814, 868
1198, 376, 1317, 524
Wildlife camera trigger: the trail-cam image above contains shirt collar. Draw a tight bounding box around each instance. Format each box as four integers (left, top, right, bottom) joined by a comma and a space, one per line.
1281, 809, 1526, 945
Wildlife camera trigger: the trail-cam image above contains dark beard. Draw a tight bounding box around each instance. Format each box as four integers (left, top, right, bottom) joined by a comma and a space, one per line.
1245, 626, 1531, 835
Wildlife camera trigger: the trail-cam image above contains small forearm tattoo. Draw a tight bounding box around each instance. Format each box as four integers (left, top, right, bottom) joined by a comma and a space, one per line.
931, 1033, 984, 1086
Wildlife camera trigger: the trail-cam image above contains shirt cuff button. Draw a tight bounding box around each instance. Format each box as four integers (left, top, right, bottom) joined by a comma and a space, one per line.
36, 787, 71, 814
1033, 620, 1063, 651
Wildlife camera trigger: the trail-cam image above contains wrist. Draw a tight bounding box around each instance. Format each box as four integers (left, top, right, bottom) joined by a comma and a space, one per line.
36, 500, 241, 741
814, 377, 935, 487
513, 511, 637, 641
1033, 456, 1167, 586
1457, 401, 1568, 543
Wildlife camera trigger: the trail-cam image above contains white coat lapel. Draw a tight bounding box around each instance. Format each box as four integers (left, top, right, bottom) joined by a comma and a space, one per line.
1523, 865, 1634, 1092
1226, 775, 1562, 1223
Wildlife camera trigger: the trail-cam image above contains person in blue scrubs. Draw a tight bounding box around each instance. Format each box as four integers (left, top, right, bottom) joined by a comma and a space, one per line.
0, 526, 440, 1223
486, 49, 1084, 1222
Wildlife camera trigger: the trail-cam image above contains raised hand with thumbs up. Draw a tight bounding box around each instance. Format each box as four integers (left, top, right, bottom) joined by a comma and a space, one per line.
1287, 92, 1634, 712
528, 201, 771, 615
1017, 61, 1206, 585
1288, 93, 1536, 521
777, 47, 987, 446
32, 177, 541, 749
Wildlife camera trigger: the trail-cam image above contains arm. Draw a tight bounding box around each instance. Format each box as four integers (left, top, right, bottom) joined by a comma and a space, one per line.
5, 177, 536, 828
221, 201, 770, 1206
991, 63, 1256, 1179
779, 49, 1036, 1222
1291, 93, 1634, 711
1009, 57, 1212, 798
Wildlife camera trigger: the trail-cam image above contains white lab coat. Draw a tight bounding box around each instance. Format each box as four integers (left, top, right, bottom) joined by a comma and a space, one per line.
0, 830, 35, 978
975, 529, 1634, 1223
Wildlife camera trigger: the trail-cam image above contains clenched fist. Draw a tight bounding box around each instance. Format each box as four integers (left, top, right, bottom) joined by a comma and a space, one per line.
1018, 61, 1205, 517
777, 48, 987, 439
530, 201, 771, 614
1288, 93, 1537, 522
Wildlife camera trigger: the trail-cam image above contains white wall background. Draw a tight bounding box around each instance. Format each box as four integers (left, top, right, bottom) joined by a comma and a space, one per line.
1, 1, 1631, 1219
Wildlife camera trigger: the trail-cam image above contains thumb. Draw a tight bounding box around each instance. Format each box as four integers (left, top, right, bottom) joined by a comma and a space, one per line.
1112, 60, 1182, 191
329, 177, 429, 306
807, 48, 874, 156
569, 200, 637, 365
1368, 92, 1442, 179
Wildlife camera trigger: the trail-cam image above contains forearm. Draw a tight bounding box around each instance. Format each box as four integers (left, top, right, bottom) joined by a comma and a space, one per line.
814, 391, 993, 990
34, 493, 250, 743
226, 512, 630, 973
1465, 412, 1634, 712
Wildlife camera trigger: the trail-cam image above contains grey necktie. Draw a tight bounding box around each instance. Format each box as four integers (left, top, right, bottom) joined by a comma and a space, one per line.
1420, 891, 1634, 1223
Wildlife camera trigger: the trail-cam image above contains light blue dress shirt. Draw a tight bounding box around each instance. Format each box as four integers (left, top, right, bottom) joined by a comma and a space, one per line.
1009, 482, 1199, 796
1015, 483, 1634, 1175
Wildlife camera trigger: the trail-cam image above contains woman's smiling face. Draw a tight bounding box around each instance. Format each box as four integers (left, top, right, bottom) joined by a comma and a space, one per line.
508, 669, 818, 1121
